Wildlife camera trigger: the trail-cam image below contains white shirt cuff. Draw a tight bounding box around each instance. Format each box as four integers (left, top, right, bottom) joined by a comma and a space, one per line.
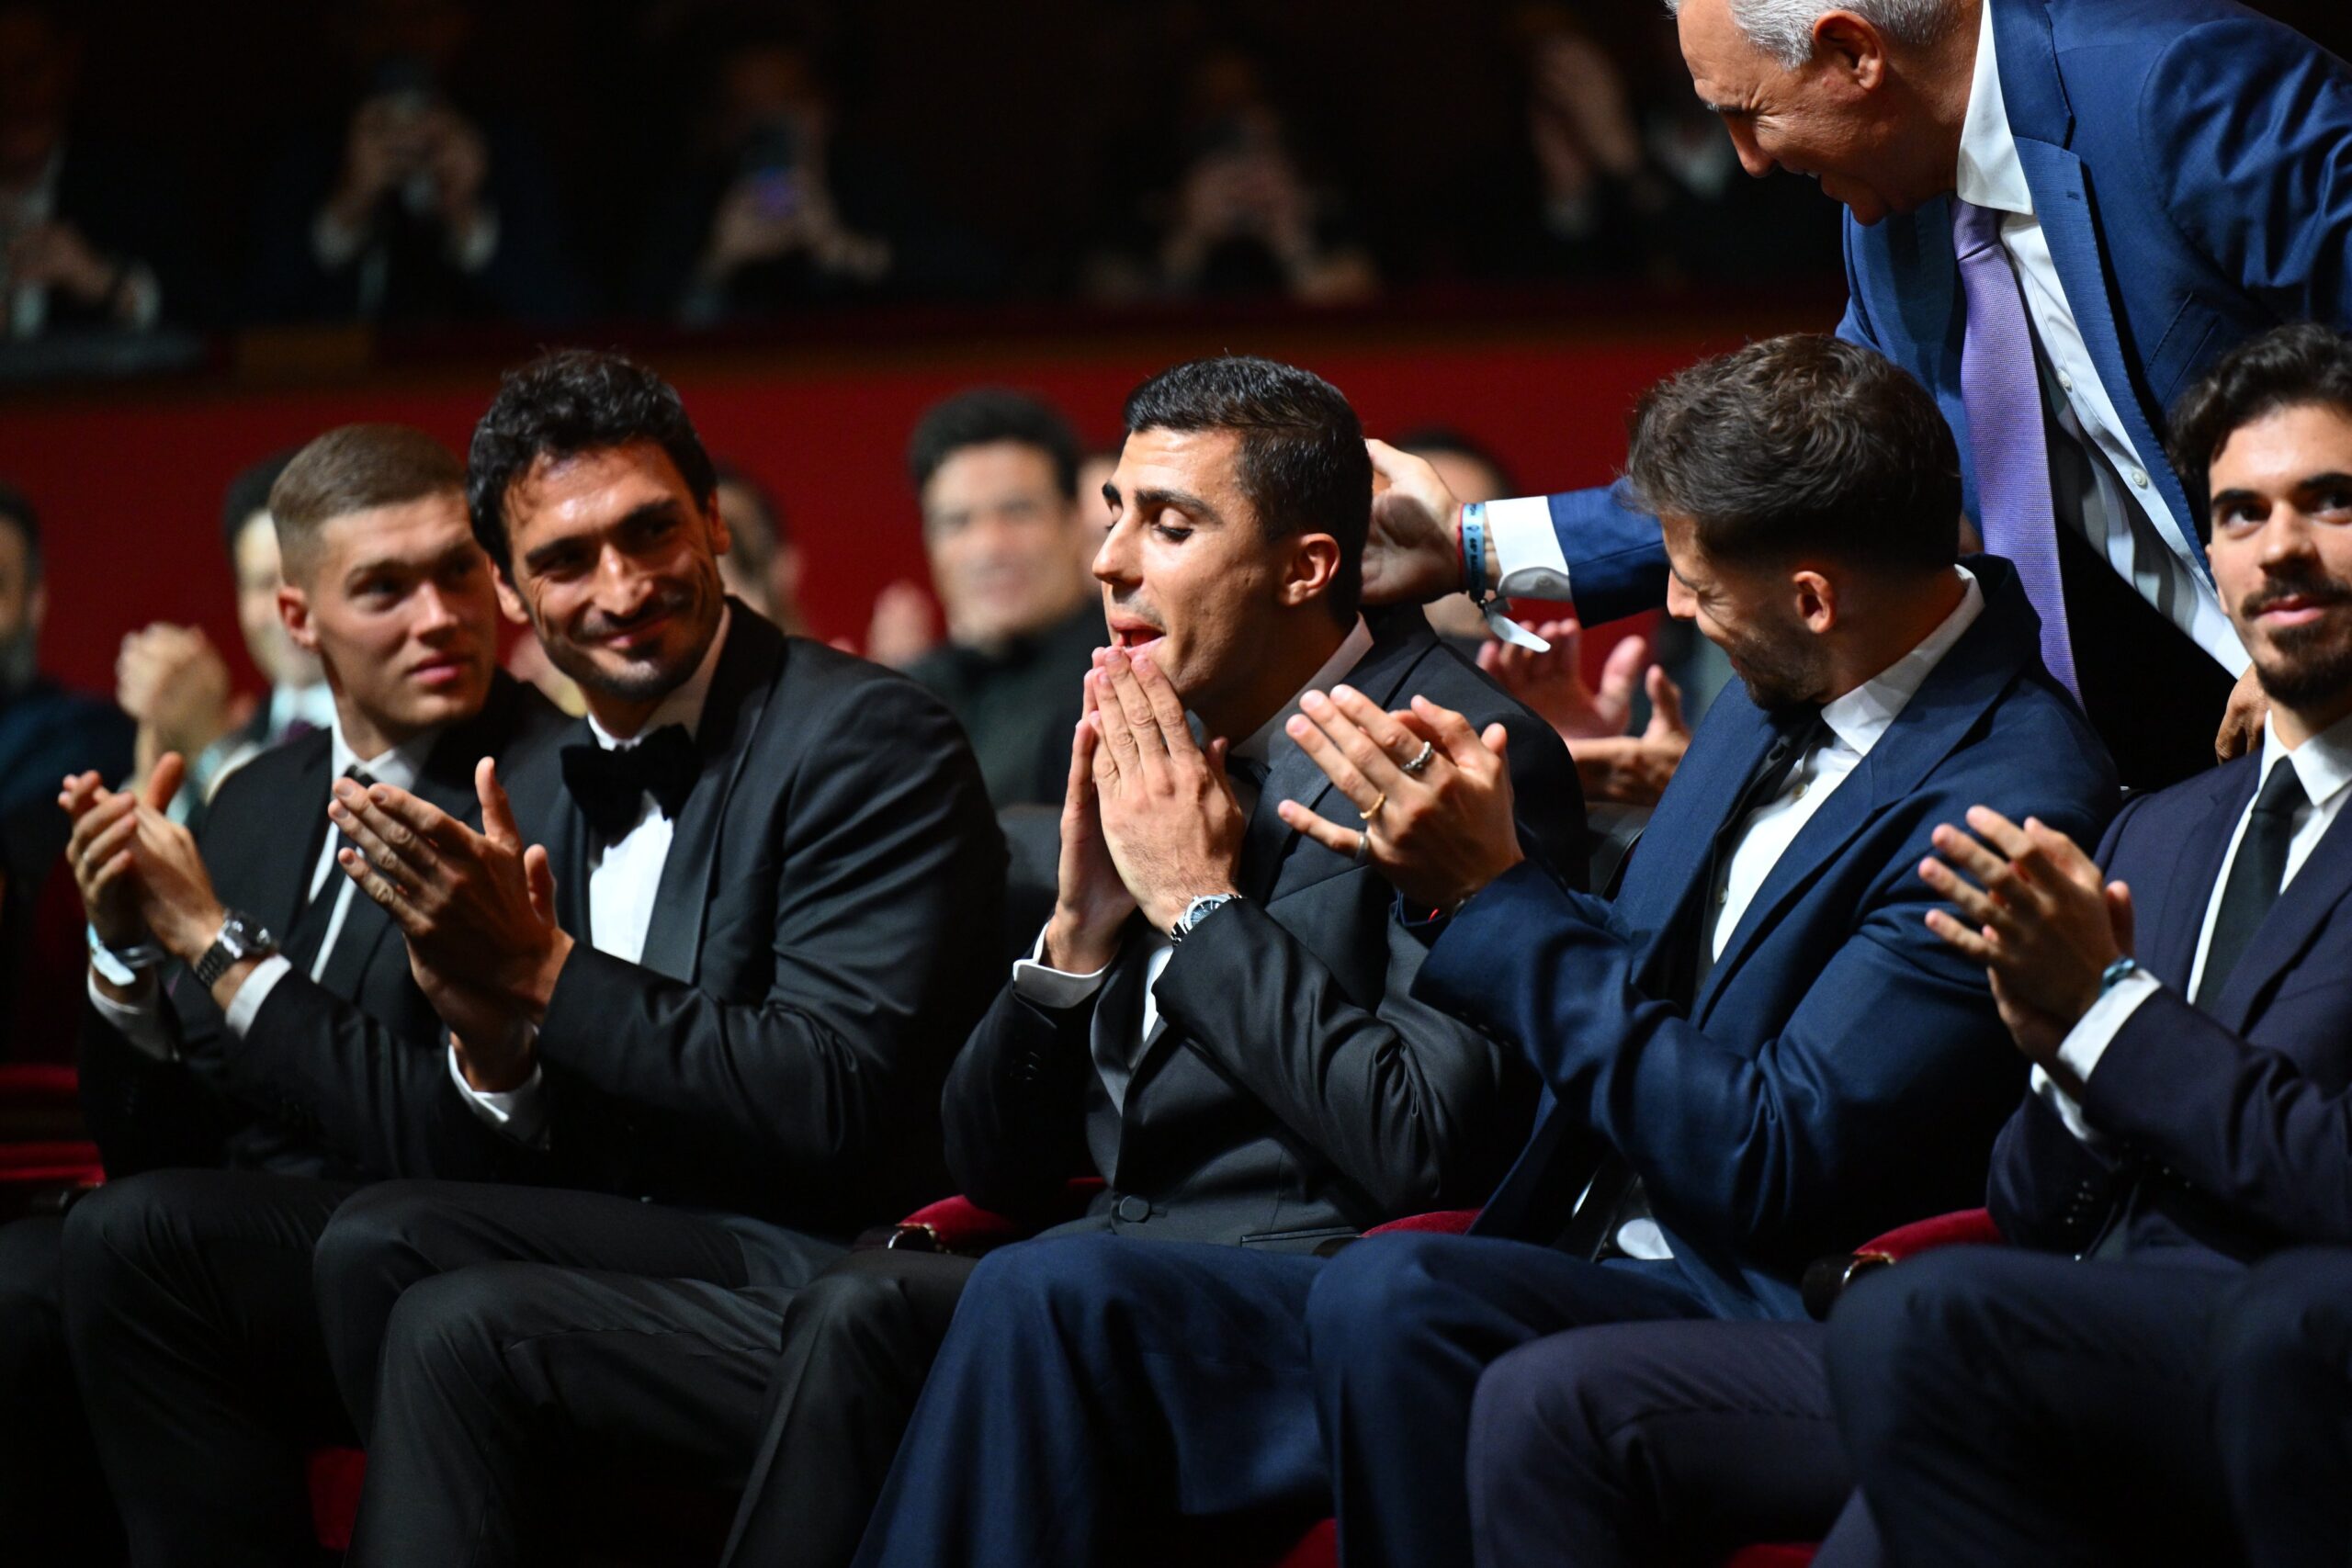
1010, 925, 1113, 1009
447, 1039, 550, 1147
223, 953, 294, 1039
1485, 495, 1575, 601
86, 969, 175, 1061
312, 206, 370, 269
2036, 969, 2164, 1145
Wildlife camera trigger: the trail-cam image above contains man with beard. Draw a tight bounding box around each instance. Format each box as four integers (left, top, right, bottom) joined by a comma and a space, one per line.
845, 336, 2118, 1568
309, 348, 1002, 1562
1820, 322, 2352, 1566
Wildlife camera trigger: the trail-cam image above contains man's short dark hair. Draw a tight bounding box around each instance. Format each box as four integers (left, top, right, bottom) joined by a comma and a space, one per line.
907, 389, 1081, 502
2169, 322, 2352, 529
269, 425, 468, 581
1625, 334, 1961, 576
1392, 424, 1520, 497
0, 481, 39, 584
469, 349, 718, 575
1121, 355, 1371, 626
220, 449, 300, 561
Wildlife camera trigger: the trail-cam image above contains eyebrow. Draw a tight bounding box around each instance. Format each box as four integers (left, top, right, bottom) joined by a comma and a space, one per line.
522, 499, 680, 573
1129, 485, 1225, 525
2211, 472, 2352, 514
343, 539, 479, 586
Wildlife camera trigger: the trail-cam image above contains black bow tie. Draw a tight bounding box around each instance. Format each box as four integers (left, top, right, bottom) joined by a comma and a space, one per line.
560, 724, 699, 840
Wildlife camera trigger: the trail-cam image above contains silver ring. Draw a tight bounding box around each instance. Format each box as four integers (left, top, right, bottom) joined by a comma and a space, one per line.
1353, 831, 1372, 866
1400, 740, 1436, 775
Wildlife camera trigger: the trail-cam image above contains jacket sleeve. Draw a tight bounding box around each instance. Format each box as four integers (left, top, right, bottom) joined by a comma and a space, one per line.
940, 982, 1100, 1221
74, 995, 233, 1177
533, 675, 1002, 1202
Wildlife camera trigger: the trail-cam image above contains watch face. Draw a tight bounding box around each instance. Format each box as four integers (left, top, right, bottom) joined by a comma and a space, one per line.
220, 910, 276, 958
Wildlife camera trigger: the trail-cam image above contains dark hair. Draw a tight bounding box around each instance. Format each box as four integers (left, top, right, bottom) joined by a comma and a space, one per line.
0, 481, 39, 584
1625, 334, 1960, 575
1121, 355, 1371, 626
907, 389, 1081, 502
468, 349, 718, 574
1392, 424, 1520, 498
2169, 322, 2352, 530
220, 448, 300, 561
713, 459, 787, 576
269, 425, 467, 581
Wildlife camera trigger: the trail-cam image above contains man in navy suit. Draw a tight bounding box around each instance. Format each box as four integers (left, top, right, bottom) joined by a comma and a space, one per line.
845, 336, 2118, 1568
1362, 0, 2350, 792
1818, 325, 2352, 1564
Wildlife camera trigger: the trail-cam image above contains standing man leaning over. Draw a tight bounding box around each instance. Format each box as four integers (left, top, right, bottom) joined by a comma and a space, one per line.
310, 349, 1002, 1558
1367, 0, 2352, 791
898, 389, 1103, 808
846, 336, 2118, 1568
49, 423, 562, 1567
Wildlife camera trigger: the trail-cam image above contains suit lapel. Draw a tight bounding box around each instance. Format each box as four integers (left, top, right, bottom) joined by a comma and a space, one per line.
637, 606, 784, 984
2145, 766, 2256, 993
1624, 698, 1780, 999
2208, 797, 2352, 1033
254, 739, 334, 938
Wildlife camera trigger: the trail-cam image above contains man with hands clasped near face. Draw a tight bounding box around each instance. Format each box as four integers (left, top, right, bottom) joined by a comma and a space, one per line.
1826, 323, 2352, 1568
42, 423, 564, 1568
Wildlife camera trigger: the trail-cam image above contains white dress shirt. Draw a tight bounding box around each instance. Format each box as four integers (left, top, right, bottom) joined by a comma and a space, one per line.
456, 609, 734, 1142
1479, 4, 2247, 679
86, 717, 439, 1058
2037, 708, 2352, 1144
1010, 616, 1377, 1111
1697, 570, 1986, 992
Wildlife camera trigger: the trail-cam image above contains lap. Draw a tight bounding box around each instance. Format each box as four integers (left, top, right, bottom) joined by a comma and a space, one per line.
1312, 1232, 1713, 1343
320, 1178, 765, 1287
67, 1168, 360, 1260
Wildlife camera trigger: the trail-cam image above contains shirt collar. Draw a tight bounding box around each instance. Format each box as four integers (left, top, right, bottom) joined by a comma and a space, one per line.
330, 716, 438, 793
1819, 566, 1986, 757
2256, 707, 2352, 812
1231, 615, 1376, 768
270, 680, 336, 735
1954, 0, 2032, 216
586, 605, 731, 752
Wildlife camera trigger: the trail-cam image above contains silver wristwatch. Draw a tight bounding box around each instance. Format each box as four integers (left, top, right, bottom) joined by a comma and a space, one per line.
193, 909, 277, 987
1168, 893, 1241, 943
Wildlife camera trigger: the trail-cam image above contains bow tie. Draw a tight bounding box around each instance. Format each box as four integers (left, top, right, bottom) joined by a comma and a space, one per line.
560, 724, 700, 840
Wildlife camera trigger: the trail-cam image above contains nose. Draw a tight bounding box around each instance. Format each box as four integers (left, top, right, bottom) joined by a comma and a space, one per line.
413, 579, 462, 638
2257, 506, 2319, 570
1092, 513, 1138, 591
1665, 573, 1697, 622
1725, 121, 1774, 179
594, 542, 655, 617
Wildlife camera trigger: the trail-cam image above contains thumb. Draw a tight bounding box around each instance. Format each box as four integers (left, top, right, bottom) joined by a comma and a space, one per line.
143, 751, 187, 812
524, 842, 559, 926
2107, 881, 2135, 956
1482, 722, 1510, 761
1644, 665, 1688, 739
478, 758, 519, 850
1595, 634, 1645, 716
1205, 735, 1231, 784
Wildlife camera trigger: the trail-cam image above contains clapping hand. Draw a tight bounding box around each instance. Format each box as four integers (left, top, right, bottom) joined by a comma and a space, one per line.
1040, 660, 1139, 973
1086, 649, 1244, 933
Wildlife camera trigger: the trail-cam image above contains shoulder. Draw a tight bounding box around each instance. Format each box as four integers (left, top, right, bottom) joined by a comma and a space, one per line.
203, 729, 329, 829
762, 637, 978, 774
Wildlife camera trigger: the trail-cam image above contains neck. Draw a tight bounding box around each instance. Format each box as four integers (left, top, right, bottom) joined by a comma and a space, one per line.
1818, 569, 1966, 703
333, 693, 419, 762
1197, 612, 1350, 744
1914, 0, 1984, 193
2274, 686, 2352, 750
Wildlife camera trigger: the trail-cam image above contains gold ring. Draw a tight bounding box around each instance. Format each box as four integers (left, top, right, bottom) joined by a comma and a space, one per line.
1358, 791, 1387, 822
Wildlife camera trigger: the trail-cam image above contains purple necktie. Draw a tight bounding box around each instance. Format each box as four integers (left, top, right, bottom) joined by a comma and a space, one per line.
1952, 199, 2076, 698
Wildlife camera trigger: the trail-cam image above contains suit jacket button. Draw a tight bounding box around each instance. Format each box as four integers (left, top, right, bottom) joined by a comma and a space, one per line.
1114, 1194, 1150, 1224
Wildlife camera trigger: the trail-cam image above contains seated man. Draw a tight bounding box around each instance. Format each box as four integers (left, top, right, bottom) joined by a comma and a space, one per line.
848, 334, 2120, 1568
896, 389, 1104, 808
1823, 323, 2352, 1566
337, 354, 1583, 1568
40, 423, 563, 1566
300, 349, 1004, 1562
0, 480, 132, 820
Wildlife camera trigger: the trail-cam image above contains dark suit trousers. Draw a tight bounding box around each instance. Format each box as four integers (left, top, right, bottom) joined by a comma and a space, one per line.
718, 1249, 977, 1568
0, 1213, 123, 1564
851, 1231, 1709, 1568
2205, 1247, 2352, 1567
1468, 1320, 1860, 1568
311, 1179, 839, 1568
1825, 1246, 2245, 1568
62, 1170, 363, 1568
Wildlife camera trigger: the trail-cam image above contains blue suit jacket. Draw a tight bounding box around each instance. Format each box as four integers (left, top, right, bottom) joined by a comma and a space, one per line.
1541, 0, 2352, 628
1990, 756, 2352, 1265
1416, 560, 2119, 1319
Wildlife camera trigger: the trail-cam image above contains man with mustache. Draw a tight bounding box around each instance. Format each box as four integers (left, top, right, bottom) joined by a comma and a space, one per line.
1822, 321, 2352, 1565
309, 348, 1004, 1564
43, 423, 563, 1566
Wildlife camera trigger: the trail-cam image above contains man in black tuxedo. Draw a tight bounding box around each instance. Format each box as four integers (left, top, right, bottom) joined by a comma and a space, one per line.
307, 348, 1004, 1563
334, 354, 1582, 1568
37, 423, 561, 1567
1822, 325, 2352, 1566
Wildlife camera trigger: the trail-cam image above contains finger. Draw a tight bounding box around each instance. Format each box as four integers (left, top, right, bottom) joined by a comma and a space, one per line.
1204, 736, 1230, 786
59, 771, 105, 817
1276, 798, 1364, 859
338, 845, 425, 929
1917, 853, 2017, 935
82, 810, 141, 874
478, 757, 521, 852
1475, 639, 1505, 679
358, 780, 472, 855
1923, 906, 1998, 964
1926, 823, 2013, 893
328, 795, 415, 881
1408, 694, 1496, 770
1303, 691, 1411, 797
143, 752, 187, 812
1482, 722, 1510, 761
1595, 634, 1645, 718
1282, 710, 1385, 816
2107, 881, 2135, 956
1129, 650, 1198, 757
1087, 671, 1131, 782
523, 843, 558, 926
1102, 653, 1168, 758
1644, 665, 1688, 739
2019, 817, 2100, 891
68, 792, 136, 863
1321, 686, 1424, 783
1962, 806, 2035, 863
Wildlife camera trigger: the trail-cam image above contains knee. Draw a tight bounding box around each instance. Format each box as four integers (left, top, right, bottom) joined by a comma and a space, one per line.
2211, 1253, 2352, 1401
311, 1179, 450, 1308
1305, 1231, 1456, 1357
377, 1263, 534, 1384
1468, 1336, 1606, 1483
1824, 1247, 2009, 1432
60, 1171, 185, 1303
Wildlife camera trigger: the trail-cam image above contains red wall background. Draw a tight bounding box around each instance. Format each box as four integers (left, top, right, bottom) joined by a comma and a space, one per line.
1, 313, 1777, 697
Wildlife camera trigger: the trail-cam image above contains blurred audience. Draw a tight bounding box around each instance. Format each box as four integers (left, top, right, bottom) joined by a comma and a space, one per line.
0, 0, 195, 338
1083, 47, 1377, 307
115, 451, 334, 818
244, 0, 585, 323
715, 460, 808, 633
888, 388, 1101, 808
0, 480, 130, 818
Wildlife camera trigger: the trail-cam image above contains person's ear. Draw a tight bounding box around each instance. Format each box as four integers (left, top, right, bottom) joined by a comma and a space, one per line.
705, 496, 733, 565
277, 583, 318, 654
1791, 567, 1838, 635
492, 568, 530, 626
1813, 11, 1887, 91
1277, 532, 1342, 612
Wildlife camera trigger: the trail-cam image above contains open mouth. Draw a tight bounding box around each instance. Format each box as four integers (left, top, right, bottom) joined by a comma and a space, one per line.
1107, 619, 1165, 657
